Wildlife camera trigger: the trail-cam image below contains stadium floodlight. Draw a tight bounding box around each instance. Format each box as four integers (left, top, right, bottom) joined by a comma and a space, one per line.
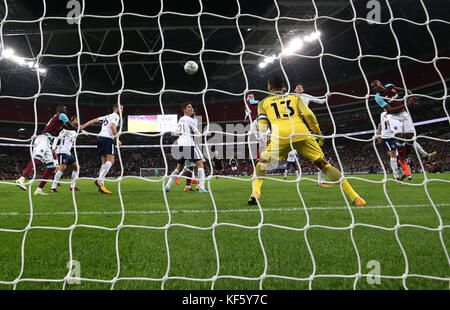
281, 37, 303, 56
260, 31, 320, 67
289, 37, 303, 49
263, 54, 277, 64
12, 55, 26, 66
304, 30, 321, 42
2, 48, 15, 59
12, 55, 46, 74
1, 47, 47, 74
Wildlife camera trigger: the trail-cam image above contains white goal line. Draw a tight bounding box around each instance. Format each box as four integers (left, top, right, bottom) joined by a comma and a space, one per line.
1, 203, 448, 217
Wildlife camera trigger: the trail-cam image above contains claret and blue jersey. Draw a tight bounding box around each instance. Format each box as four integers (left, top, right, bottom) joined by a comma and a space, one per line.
374, 83, 405, 114
42, 112, 70, 138
374, 83, 394, 108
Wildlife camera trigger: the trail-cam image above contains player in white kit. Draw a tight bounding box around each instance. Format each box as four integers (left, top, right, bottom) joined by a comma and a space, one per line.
377, 112, 403, 183
293, 82, 330, 187
50, 116, 80, 192
175, 109, 201, 191
80, 103, 123, 194
284, 150, 299, 179
165, 102, 208, 193
15, 105, 77, 195
293, 82, 331, 106
372, 81, 436, 181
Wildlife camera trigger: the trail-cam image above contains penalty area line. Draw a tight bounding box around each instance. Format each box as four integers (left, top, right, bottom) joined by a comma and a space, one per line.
0, 203, 448, 216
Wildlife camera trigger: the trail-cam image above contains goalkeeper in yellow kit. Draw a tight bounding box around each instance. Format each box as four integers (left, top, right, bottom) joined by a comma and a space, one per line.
248, 75, 366, 206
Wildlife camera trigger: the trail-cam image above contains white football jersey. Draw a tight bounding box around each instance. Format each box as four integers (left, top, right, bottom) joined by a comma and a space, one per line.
380, 112, 394, 139
287, 150, 298, 162
294, 93, 326, 107
176, 116, 198, 146
98, 112, 120, 139
52, 129, 77, 155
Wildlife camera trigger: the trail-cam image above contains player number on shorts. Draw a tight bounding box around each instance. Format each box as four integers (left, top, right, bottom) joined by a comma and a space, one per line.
270, 100, 294, 119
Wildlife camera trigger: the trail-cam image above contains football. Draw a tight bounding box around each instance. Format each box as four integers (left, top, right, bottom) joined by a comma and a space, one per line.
17, 128, 27, 138
184, 61, 198, 75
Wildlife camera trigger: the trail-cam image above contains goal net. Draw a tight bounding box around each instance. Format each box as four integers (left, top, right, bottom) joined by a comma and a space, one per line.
0, 0, 448, 291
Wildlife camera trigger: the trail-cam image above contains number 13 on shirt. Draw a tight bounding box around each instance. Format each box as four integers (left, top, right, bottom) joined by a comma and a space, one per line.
270, 100, 295, 119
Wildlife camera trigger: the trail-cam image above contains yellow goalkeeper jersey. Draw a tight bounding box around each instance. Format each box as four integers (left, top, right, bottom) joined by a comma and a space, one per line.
257, 92, 320, 144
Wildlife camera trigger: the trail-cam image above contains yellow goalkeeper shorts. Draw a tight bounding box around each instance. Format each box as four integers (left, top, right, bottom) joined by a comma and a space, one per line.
260, 137, 324, 164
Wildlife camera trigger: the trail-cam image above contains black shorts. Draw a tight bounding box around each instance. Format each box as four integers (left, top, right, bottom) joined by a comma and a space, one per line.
286, 161, 297, 169
382, 138, 397, 152
214, 160, 223, 170
97, 136, 115, 156
176, 146, 202, 165
57, 153, 76, 166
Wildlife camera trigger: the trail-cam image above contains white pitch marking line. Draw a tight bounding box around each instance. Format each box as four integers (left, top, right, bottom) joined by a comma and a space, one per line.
0, 204, 448, 216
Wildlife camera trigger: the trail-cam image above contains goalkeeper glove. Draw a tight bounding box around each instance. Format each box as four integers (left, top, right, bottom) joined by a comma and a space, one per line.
316, 131, 324, 147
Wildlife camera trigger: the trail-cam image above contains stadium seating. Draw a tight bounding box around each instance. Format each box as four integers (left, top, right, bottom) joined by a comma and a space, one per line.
0, 58, 448, 126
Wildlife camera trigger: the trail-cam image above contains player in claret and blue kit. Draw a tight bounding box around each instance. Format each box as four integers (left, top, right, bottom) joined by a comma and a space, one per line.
371, 80, 436, 181
16, 105, 77, 195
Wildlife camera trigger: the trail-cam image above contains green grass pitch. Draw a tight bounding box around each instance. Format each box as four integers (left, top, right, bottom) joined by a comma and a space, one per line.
0, 173, 449, 290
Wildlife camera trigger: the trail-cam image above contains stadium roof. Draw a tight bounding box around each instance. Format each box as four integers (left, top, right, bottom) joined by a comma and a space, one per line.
0, 0, 449, 104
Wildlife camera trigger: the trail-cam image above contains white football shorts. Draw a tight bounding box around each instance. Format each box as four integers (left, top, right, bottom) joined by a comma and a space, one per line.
389, 112, 414, 135
185, 145, 204, 167
32, 135, 55, 165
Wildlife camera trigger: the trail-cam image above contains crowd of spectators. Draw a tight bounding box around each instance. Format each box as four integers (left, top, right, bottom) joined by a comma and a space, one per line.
1, 135, 448, 181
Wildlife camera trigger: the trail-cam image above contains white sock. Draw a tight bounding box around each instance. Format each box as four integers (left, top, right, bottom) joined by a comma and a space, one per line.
390, 157, 399, 179
19, 176, 25, 182
35, 187, 42, 193
98, 163, 106, 181
99, 161, 113, 184
295, 169, 299, 177
318, 170, 326, 184
71, 170, 78, 188
198, 168, 205, 189
166, 169, 180, 188
284, 169, 288, 177
414, 142, 428, 158
51, 170, 63, 189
